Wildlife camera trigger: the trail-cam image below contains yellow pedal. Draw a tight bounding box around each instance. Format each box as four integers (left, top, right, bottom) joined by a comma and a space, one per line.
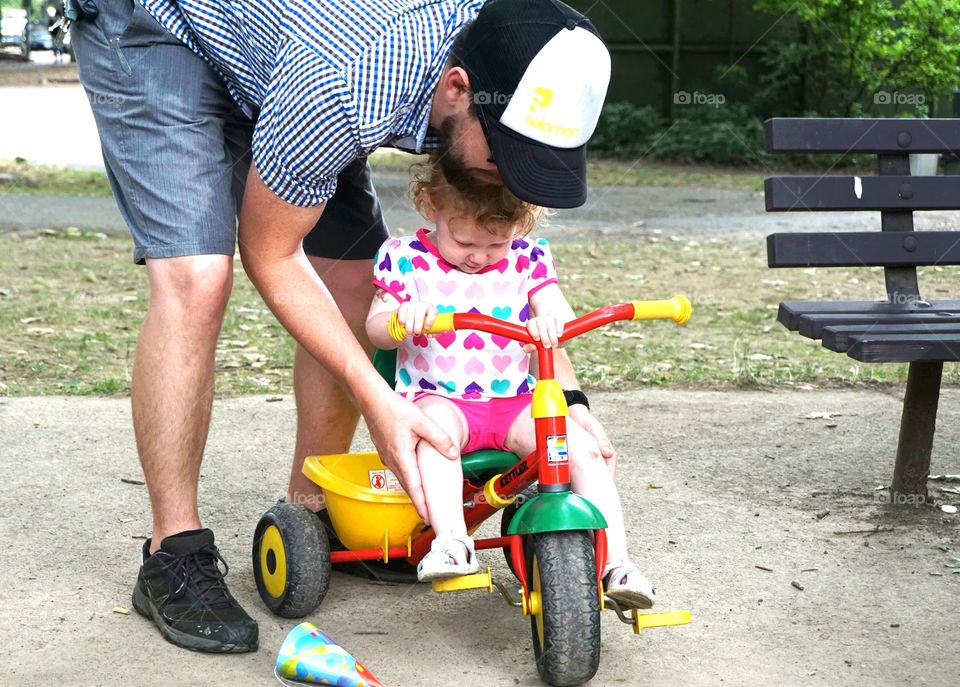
632, 609, 692, 635
431, 567, 494, 593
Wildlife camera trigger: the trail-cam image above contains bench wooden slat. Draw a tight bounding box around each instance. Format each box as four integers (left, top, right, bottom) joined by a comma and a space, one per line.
846, 333, 960, 363
777, 300, 960, 331
764, 117, 960, 153
795, 312, 960, 339
767, 231, 960, 267
765, 176, 960, 211
822, 323, 960, 352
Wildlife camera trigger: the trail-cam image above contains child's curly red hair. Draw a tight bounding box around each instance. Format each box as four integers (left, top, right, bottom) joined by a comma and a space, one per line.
410, 154, 545, 236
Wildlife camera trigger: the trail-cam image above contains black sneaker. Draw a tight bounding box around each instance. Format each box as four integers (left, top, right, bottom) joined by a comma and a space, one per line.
315, 508, 419, 584
132, 528, 258, 653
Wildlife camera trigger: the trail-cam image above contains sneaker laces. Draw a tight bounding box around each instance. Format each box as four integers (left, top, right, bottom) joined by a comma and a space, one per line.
165, 544, 235, 608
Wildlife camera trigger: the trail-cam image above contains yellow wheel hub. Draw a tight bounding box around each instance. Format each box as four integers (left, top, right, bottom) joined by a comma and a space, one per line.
531, 555, 544, 647
259, 524, 287, 599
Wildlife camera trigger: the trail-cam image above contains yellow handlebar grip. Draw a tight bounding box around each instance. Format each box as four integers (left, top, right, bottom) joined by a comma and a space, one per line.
387, 312, 407, 342
427, 313, 456, 334
632, 295, 692, 324
386, 312, 457, 342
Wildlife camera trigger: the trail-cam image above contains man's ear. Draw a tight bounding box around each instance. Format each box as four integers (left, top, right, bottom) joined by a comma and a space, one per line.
437, 66, 472, 114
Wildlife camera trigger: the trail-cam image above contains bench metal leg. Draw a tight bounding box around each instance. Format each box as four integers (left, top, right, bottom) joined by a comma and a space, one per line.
891, 362, 943, 500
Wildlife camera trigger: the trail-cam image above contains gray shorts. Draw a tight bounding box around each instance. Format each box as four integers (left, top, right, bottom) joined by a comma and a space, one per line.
72, 1, 387, 264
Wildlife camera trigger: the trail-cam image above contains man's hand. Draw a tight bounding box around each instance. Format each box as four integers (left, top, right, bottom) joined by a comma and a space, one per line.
568, 403, 617, 476
364, 394, 457, 521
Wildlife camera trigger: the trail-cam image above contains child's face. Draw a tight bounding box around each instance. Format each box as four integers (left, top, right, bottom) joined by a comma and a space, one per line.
431, 208, 514, 274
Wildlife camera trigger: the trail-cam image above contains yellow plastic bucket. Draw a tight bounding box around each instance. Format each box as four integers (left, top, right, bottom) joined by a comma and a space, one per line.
302, 452, 424, 551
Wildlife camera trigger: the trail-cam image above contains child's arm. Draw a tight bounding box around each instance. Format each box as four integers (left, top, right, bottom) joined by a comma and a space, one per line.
527, 283, 577, 348
365, 289, 438, 350
528, 287, 617, 466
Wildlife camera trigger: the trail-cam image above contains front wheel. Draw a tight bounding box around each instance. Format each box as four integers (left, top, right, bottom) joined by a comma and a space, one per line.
526, 531, 601, 687
252, 503, 330, 618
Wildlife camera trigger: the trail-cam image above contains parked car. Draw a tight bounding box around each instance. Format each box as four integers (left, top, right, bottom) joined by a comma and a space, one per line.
0, 8, 28, 49
24, 18, 53, 51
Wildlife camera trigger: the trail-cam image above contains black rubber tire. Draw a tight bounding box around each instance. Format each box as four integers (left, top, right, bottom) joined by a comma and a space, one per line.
526, 531, 601, 687
499, 485, 538, 579
252, 503, 330, 618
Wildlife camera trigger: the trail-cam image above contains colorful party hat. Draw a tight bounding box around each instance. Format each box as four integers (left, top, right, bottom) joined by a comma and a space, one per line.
275, 622, 386, 686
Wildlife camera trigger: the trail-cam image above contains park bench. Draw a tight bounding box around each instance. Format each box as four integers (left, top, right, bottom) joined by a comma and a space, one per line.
763, 117, 960, 501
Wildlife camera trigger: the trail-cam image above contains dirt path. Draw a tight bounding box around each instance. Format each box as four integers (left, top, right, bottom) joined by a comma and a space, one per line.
1, 390, 957, 686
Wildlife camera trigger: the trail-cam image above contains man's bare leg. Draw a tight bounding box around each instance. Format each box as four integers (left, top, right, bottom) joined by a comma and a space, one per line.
287, 256, 376, 509
133, 255, 233, 552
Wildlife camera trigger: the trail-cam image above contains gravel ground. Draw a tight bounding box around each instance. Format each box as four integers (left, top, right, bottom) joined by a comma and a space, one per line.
1, 390, 957, 686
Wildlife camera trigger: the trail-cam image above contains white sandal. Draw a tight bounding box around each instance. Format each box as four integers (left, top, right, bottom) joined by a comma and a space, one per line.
604, 561, 656, 609
417, 534, 481, 582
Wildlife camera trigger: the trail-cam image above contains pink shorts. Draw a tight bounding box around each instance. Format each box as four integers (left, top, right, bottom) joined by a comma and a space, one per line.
416, 394, 533, 454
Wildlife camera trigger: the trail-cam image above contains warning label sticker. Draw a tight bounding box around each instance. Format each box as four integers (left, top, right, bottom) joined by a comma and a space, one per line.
369, 469, 405, 492
546, 435, 568, 464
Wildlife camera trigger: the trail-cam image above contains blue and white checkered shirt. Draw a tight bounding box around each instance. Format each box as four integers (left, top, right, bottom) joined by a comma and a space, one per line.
141, 0, 485, 206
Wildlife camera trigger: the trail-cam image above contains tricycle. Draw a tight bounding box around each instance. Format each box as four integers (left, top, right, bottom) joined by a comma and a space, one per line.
253, 297, 693, 687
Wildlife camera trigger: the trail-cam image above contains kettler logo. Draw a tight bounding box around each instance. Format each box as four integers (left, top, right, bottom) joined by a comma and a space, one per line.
525, 87, 581, 140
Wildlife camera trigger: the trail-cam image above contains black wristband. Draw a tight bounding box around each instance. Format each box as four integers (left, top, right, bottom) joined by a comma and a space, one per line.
563, 389, 590, 410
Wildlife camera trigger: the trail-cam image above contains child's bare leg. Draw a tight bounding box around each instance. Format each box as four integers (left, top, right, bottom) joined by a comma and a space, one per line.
413, 395, 469, 535
506, 411, 654, 607
565, 422, 632, 563
506, 414, 629, 561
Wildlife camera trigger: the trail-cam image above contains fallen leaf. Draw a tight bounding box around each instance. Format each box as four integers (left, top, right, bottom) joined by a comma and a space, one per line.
803, 412, 841, 421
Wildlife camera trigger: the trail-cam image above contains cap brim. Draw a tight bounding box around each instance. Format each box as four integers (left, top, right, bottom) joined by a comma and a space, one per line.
485, 117, 587, 209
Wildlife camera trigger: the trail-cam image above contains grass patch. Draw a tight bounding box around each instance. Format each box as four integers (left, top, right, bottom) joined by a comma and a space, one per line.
585, 159, 764, 190
3, 229, 959, 396
0, 154, 827, 197
0, 158, 113, 196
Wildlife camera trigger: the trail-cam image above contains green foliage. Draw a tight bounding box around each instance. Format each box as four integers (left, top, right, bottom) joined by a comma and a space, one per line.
589, 102, 663, 159
753, 0, 960, 116
650, 104, 767, 166
590, 102, 766, 166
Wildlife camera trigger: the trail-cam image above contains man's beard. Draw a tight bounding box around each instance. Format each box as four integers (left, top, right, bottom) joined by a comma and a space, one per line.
436, 114, 497, 196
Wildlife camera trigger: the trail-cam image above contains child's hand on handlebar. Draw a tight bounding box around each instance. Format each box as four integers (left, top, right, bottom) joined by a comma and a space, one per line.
397, 300, 437, 337
525, 314, 566, 349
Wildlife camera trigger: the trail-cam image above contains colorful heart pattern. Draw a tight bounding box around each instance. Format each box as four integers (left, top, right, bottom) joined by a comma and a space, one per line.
374, 231, 558, 399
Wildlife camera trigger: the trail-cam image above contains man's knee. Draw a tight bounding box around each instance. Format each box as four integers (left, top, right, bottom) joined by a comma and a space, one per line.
146, 254, 233, 323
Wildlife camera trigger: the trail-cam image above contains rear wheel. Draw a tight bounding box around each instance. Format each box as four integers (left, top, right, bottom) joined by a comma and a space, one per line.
526, 531, 601, 687
252, 503, 330, 618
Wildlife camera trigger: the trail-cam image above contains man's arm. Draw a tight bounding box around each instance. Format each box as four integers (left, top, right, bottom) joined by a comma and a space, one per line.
237, 165, 456, 519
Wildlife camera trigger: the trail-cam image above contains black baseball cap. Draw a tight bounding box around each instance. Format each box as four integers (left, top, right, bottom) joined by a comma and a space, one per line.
452, 0, 611, 208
